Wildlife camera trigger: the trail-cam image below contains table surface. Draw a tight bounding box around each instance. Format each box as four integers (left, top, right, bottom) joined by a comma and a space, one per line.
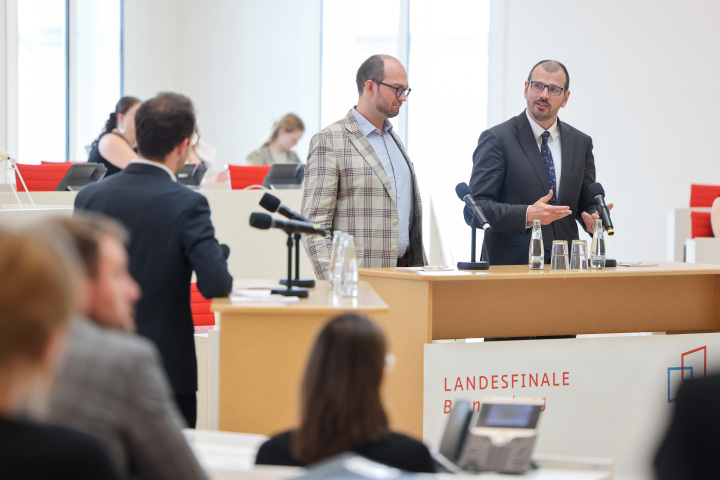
359, 261, 720, 281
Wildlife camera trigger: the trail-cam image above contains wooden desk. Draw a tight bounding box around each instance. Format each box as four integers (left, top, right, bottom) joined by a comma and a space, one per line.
360, 262, 720, 437
213, 281, 388, 435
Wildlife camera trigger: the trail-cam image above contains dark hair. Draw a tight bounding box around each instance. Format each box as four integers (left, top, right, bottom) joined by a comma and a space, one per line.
291, 313, 390, 464
49, 214, 128, 278
528, 60, 570, 91
134, 92, 196, 160
89, 96, 141, 152
356, 55, 389, 96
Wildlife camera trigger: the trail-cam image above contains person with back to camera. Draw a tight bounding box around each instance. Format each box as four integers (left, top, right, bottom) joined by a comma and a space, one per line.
255, 312, 435, 473
0, 229, 120, 479
247, 113, 305, 165
87, 96, 141, 176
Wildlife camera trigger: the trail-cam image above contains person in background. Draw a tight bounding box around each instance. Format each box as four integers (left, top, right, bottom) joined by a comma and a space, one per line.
247, 113, 305, 165
45, 214, 209, 480
0, 229, 120, 479
75, 92, 233, 428
87, 96, 141, 176
255, 313, 435, 473
711, 196, 720, 237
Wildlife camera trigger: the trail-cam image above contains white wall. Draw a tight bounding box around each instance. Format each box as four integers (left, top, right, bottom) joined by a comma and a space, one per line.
489, 0, 720, 262
124, 0, 720, 263
123, 0, 321, 171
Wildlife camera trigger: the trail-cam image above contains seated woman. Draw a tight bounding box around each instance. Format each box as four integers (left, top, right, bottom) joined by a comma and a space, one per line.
0, 229, 119, 479
247, 113, 304, 165
712, 196, 720, 237
87, 96, 141, 176
256, 313, 435, 473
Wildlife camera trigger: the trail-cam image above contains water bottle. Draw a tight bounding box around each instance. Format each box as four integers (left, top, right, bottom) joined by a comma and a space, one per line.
327, 230, 344, 282
590, 218, 606, 269
529, 220, 544, 269
339, 235, 358, 297
331, 233, 348, 294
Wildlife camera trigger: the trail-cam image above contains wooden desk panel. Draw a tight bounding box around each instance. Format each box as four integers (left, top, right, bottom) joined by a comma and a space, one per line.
213, 281, 388, 435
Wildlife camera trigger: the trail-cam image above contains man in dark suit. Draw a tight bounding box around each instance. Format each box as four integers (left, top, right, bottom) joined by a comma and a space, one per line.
75, 92, 233, 427
466, 60, 610, 265
654, 374, 720, 479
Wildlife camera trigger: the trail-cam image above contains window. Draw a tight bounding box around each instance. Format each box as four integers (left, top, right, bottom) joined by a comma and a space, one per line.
15, 0, 122, 164
320, 0, 490, 265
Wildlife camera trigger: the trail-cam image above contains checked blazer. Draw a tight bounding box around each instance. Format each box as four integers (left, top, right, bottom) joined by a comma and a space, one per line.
301, 110, 426, 279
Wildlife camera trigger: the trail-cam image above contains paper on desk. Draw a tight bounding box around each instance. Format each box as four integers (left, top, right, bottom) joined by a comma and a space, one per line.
229, 291, 299, 303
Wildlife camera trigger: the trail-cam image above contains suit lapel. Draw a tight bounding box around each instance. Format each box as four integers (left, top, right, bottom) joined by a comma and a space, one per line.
557, 120, 575, 205
342, 112, 396, 204
514, 113, 550, 193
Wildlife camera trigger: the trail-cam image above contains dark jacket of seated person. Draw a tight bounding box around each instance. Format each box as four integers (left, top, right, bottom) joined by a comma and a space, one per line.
254, 313, 435, 474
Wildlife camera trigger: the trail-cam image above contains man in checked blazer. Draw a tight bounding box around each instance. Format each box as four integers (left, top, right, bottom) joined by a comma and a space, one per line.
302, 54, 427, 279
45, 215, 208, 480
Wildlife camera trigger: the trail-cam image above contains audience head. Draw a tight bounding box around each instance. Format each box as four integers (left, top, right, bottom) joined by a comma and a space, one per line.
266, 113, 304, 152
0, 229, 78, 414
292, 313, 390, 464
356, 54, 409, 122
48, 214, 141, 332
90, 96, 142, 152
135, 92, 196, 166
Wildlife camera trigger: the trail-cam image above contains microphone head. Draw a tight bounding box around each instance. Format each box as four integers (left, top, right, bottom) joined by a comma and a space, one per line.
455, 182, 472, 201
249, 212, 272, 230
259, 193, 281, 213
589, 182, 605, 199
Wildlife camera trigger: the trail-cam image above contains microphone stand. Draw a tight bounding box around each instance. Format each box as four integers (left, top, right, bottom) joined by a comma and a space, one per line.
279, 233, 315, 288
272, 233, 309, 297
457, 213, 490, 271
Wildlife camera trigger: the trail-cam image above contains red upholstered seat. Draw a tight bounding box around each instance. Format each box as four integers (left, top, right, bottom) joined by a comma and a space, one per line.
689, 184, 720, 238
227, 165, 271, 190
15, 163, 72, 191
191, 283, 215, 327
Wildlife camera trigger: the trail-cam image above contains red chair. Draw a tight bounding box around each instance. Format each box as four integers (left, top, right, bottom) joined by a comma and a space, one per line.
689, 184, 720, 238
227, 165, 271, 190
190, 283, 215, 327
15, 163, 72, 191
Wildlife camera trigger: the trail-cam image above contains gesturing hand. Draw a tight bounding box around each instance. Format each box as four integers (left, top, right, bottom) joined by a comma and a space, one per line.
527, 190, 572, 225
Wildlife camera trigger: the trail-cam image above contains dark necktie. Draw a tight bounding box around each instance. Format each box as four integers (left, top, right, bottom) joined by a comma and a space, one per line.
541, 131, 557, 205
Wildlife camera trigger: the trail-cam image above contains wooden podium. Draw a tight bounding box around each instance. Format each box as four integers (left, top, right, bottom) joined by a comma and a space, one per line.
359, 262, 720, 438
213, 281, 388, 435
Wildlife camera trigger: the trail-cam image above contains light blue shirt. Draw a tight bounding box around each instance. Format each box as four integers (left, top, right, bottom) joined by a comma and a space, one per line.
352, 108, 412, 258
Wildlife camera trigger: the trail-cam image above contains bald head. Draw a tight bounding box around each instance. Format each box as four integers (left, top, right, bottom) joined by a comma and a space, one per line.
528, 60, 570, 91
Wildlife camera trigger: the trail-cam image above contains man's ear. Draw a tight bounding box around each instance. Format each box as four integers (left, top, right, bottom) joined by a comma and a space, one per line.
176, 137, 190, 157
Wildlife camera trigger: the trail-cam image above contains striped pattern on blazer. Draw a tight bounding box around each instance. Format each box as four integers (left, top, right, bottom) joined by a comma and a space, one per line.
301, 110, 426, 279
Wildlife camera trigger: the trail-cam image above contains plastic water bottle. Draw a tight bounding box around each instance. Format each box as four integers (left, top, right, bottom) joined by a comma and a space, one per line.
590, 218, 606, 269
529, 220, 544, 270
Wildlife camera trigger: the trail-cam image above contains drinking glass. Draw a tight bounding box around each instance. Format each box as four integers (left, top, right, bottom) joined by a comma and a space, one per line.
570, 240, 588, 270
550, 240, 569, 271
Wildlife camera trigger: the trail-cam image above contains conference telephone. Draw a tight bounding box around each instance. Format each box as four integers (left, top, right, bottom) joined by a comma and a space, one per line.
434, 397, 543, 474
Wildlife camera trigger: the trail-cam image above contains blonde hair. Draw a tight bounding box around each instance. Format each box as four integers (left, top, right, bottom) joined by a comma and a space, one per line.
265, 113, 305, 146
0, 230, 77, 364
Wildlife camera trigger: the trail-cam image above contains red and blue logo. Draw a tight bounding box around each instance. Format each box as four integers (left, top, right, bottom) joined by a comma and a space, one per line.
667, 346, 706, 403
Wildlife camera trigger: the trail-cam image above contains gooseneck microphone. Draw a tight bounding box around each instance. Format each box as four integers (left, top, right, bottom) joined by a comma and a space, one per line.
456, 182, 492, 231
250, 212, 327, 236
589, 182, 614, 235
259, 193, 309, 222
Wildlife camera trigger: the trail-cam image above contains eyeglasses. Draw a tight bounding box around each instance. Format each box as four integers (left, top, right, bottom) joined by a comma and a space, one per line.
376, 81, 411, 98
529, 81, 565, 97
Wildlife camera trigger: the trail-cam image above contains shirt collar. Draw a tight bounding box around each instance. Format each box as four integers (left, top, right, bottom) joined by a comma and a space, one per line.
131, 158, 177, 182
525, 109, 560, 142
352, 107, 393, 137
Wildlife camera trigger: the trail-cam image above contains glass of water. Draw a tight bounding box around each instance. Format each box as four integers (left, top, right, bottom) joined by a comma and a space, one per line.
570, 240, 588, 270
550, 240, 569, 271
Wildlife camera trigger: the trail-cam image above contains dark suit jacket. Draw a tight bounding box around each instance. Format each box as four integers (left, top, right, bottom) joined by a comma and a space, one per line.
654, 374, 720, 480
466, 110, 596, 265
75, 162, 232, 394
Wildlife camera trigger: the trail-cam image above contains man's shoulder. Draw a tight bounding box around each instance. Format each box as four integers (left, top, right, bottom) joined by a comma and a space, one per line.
313, 111, 355, 139
558, 118, 592, 143
68, 319, 159, 365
